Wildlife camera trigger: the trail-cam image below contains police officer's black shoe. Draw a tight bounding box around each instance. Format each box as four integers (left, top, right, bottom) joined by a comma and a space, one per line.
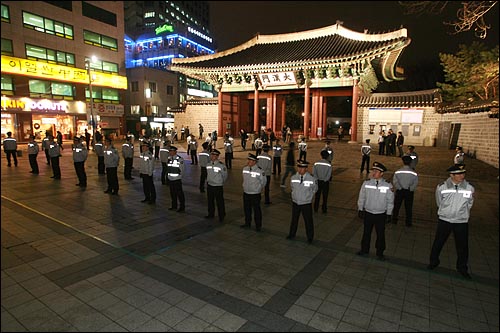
307, 239, 313, 244
458, 270, 472, 280
286, 235, 294, 240
141, 199, 149, 203
357, 251, 368, 257
168, 207, 177, 211
427, 262, 439, 270
240, 224, 250, 228
256, 228, 261, 232
177, 208, 185, 212
204, 215, 214, 219
104, 190, 111, 193
377, 255, 386, 261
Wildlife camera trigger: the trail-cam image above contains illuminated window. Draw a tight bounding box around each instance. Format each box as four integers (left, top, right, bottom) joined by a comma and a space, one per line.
26, 44, 75, 66
1, 75, 14, 93
1, 4, 10, 23
85, 86, 119, 102
29, 79, 74, 99
131, 81, 139, 92
83, 30, 117, 51
22, 11, 73, 39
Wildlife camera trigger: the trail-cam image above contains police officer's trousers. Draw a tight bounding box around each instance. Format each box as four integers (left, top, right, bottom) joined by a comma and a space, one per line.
141, 173, 156, 202
169, 179, 185, 209
97, 156, 105, 174
429, 219, 469, 273
124, 157, 133, 179
273, 157, 281, 174
289, 202, 314, 242
199, 167, 207, 192
29, 153, 39, 174
314, 180, 329, 213
361, 212, 386, 256
207, 185, 225, 221
243, 193, 262, 229
105, 167, 119, 193
393, 189, 414, 226
74, 161, 87, 186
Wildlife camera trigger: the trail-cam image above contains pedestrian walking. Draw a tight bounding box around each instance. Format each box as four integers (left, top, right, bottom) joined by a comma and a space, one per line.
313, 150, 332, 214
94, 138, 105, 175
47, 135, 61, 179
392, 156, 419, 226
257, 144, 272, 204
240, 153, 267, 231
428, 164, 474, 279
298, 137, 307, 161
27, 135, 39, 174
103, 138, 119, 195
3, 131, 18, 167
280, 142, 295, 188
205, 149, 227, 222
272, 139, 283, 175
357, 162, 394, 260
199, 123, 204, 139
84, 129, 91, 150
223, 135, 234, 169
122, 136, 134, 180
188, 136, 198, 165
378, 131, 385, 155
360, 139, 371, 173
72, 136, 88, 187
56, 130, 64, 152
396, 131, 405, 157
139, 141, 156, 204
286, 160, 318, 244
167, 146, 186, 212
240, 128, 247, 150
454, 146, 465, 165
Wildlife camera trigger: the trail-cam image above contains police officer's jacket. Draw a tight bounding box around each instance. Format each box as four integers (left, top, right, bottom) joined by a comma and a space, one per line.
312, 159, 332, 182
254, 138, 263, 149
393, 166, 418, 191
361, 144, 371, 156
291, 172, 318, 205
207, 159, 227, 186
358, 178, 394, 215
167, 154, 184, 181
188, 140, 198, 152
104, 146, 119, 168
298, 141, 307, 152
242, 165, 266, 194
405, 152, 418, 169
224, 140, 233, 153
72, 143, 88, 162
435, 178, 474, 224
273, 144, 283, 158
199, 149, 210, 167
322, 147, 333, 163
139, 151, 154, 176
257, 153, 272, 175
48, 141, 60, 157
159, 146, 169, 163
3, 137, 17, 150
122, 142, 134, 159
28, 140, 39, 155
42, 137, 50, 150
94, 142, 104, 157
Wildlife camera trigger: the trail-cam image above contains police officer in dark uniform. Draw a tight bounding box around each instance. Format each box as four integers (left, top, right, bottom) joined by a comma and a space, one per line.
166, 146, 186, 212
103, 138, 120, 195
72, 136, 88, 187
205, 149, 227, 222
428, 164, 475, 279
48, 135, 61, 179
139, 141, 156, 204
94, 138, 105, 175
27, 135, 39, 174
286, 160, 318, 244
272, 139, 283, 175
392, 155, 419, 226
159, 141, 169, 185
122, 136, 134, 180
198, 142, 210, 193
313, 150, 332, 213
357, 162, 394, 260
241, 153, 267, 231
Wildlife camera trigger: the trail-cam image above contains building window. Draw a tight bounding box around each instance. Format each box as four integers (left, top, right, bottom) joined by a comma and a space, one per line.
85, 57, 118, 73
26, 44, 75, 66
166, 85, 173, 95
22, 11, 73, 39
1, 4, 10, 23
1, 38, 13, 55
82, 2, 116, 26
151, 105, 158, 115
29, 79, 74, 99
86, 86, 119, 102
130, 105, 141, 115
149, 82, 157, 93
83, 30, 117, 51
131, 81, 139, 92
1, 75, 14, 94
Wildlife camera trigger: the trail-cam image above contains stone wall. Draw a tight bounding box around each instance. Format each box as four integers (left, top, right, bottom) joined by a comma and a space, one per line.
174, 102, 219, 139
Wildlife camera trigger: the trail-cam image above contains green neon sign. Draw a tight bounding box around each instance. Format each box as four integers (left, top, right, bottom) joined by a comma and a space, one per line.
155, 24, 174, 35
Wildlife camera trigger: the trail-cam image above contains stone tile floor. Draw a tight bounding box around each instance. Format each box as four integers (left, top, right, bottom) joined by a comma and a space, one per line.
1, 138, 498, 331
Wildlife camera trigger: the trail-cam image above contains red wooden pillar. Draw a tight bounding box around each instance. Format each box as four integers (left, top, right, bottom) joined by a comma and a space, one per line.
303, 85, 310, 138
322, 97, 327, 140
218, 90, 223, 137
253, 87, 259, 133
350, 80, 359, 142
281, 98, 286, 138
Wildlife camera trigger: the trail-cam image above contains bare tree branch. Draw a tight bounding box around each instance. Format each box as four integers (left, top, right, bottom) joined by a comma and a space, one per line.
399, 1, 498, 39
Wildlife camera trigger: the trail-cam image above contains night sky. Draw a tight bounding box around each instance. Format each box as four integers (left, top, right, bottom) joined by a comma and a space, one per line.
208, 1, 499, 91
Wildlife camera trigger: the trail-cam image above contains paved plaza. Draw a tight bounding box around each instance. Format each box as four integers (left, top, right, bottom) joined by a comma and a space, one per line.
1, 137, 498, 332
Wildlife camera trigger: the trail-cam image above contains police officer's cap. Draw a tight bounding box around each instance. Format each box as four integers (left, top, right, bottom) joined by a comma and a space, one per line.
447, 164, 466, 174
202, 142, 209, 148
169, 146, 177, 151
126, 136, 131, 141
320, 150, 329, 158
371, 162, 387, 172
297, 160, 309, 167
247, 153, 258, 161
408, 145, 415, 149
262, 144, 270, 151
211, 149, 221, 155
402, 155, 412, 164
456, 146, 463, 150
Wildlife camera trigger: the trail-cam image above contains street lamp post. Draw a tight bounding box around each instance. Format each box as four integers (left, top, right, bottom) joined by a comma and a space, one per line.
85, 57, 97, 142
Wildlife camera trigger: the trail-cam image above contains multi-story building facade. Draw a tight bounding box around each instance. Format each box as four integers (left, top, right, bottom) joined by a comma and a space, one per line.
1, 1, 128, 142
123, 1, 215, 135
